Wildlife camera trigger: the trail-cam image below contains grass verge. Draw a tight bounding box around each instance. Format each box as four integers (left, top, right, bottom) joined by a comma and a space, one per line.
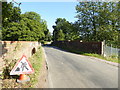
52, 45, 119, 63
27, 46, 43, 88
82, 53, 118, 63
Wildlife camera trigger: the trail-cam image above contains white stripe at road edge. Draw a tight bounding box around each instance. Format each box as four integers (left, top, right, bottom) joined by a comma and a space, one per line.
42, 47, 54, 88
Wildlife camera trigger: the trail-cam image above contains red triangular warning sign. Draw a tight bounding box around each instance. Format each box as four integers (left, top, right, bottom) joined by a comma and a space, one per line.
10, 55, 34, 75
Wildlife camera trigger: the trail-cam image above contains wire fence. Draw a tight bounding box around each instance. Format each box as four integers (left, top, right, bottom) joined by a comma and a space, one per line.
103, 44, 120, 58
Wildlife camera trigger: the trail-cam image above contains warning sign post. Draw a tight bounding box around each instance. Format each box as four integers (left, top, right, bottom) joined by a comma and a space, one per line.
10, 55, 34, 83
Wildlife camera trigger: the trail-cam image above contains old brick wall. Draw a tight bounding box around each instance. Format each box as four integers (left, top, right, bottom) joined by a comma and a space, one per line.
52, 40, 103, 54
0, 41, 41, 74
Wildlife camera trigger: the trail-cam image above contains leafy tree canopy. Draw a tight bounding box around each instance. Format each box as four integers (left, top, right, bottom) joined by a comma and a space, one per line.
52, 2, 119, 48
2, 2, 52, 41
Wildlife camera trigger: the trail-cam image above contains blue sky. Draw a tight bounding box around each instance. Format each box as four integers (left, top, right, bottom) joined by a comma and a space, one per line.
20, 2, 79, 33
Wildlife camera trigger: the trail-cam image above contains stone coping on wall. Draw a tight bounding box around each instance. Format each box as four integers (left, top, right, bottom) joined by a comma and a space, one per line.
0, 41, 39, 44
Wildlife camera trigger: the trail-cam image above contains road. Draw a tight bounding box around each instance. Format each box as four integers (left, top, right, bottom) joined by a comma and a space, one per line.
44, 46, 118, 88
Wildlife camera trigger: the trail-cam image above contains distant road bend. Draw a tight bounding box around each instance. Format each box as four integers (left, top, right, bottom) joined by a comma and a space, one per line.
44, 46, 118, 88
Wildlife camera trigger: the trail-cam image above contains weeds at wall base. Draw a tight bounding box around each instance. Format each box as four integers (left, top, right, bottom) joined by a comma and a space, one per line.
2, 46, 43, 88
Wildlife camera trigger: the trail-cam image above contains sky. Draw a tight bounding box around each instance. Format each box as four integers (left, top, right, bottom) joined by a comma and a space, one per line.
19, 2, 79, 33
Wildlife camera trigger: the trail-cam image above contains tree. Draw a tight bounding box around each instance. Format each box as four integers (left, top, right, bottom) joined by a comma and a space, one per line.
2, 2, 21, 40
52, 18, 80, 41
21, 12, 41, 22
2, 22, 21, 40
44, 29, 52, 41
56, 29, 65, 41
75, 2, 119, 47
2, 2, 51, 42
19, 12, 45, 41
2, 2, 21, 27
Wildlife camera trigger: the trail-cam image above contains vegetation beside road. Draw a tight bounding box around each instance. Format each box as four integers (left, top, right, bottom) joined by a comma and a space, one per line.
52, 2, 119, 48
82, 53, 118, 63
52, 45, 118, 63
74, 51, 118, 63
67, 47, 119, 63
2, 46, 44, 88
27, 46, 44, 88
2, 2, 52, 41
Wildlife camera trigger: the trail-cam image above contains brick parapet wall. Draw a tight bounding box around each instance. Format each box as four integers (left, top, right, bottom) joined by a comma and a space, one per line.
0, 41, 41, 72
52, 40, 103, 54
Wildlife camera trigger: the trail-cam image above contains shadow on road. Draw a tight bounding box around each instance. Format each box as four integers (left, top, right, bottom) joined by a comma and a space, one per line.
42, 44, 81, 55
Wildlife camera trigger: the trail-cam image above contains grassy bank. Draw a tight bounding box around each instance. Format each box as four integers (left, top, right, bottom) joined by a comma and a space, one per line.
82, 53, 118, 63
52, 45, 119, 63
2, 46, 44, 88
27, 46, 44, 88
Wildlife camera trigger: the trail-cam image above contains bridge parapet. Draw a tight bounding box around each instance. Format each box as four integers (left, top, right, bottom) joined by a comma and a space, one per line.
0, 41, 41, 73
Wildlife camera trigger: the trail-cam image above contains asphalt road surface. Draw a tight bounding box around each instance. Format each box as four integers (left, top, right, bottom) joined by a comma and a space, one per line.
44, 46, 118, 88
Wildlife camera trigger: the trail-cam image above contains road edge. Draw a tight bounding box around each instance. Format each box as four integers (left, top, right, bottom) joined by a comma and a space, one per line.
42, 47, 53, 88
